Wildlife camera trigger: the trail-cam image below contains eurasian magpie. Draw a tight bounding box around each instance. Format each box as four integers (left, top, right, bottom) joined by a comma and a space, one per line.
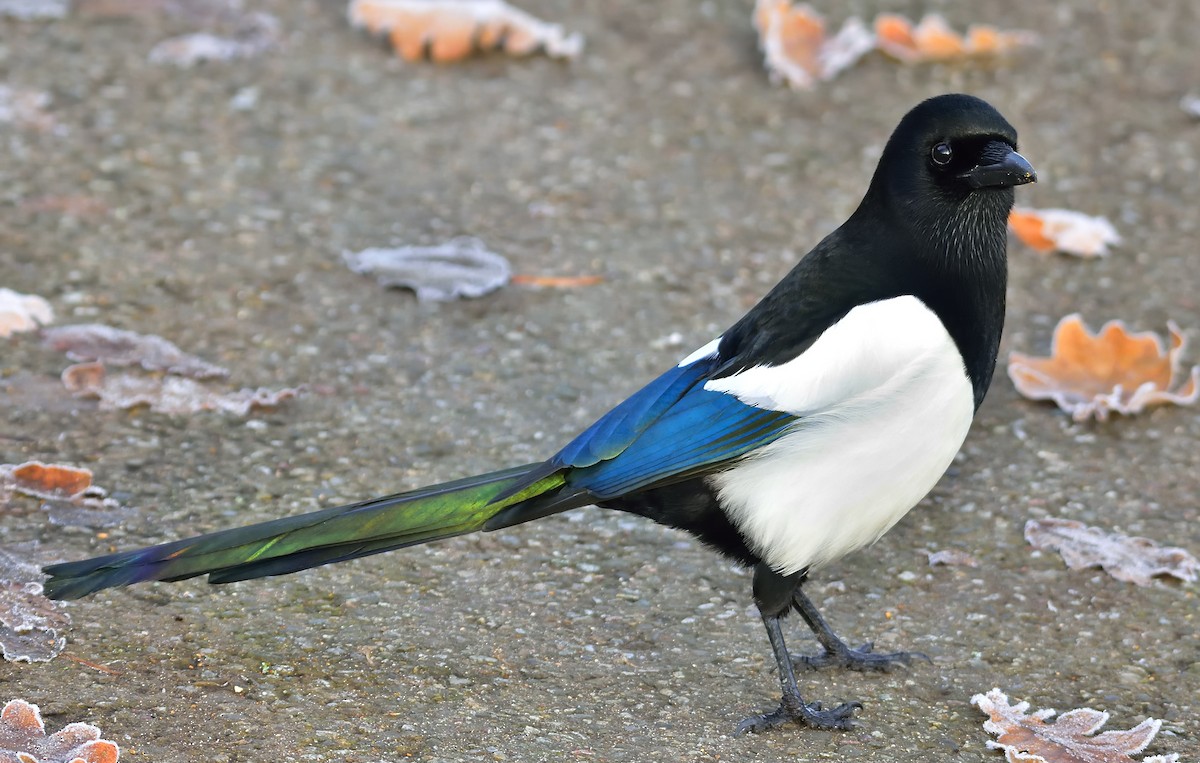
42, 93, 1035, 733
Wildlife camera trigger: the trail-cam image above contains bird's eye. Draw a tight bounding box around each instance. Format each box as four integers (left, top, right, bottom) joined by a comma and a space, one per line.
930, 142, 953, 166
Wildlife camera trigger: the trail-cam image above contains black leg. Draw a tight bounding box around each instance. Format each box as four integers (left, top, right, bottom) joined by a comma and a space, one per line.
789, 586, 929, 672
736, 565, 862, 734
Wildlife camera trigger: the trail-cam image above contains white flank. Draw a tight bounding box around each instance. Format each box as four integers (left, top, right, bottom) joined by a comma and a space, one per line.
706, 296, 975, 575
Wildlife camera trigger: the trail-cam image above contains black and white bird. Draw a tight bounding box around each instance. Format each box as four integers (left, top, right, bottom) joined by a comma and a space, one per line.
43, 93, 1035, 733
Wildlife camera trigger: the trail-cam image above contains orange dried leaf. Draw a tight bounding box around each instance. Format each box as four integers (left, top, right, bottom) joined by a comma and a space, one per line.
510, 274, 604, 288
753, 0, 874, 89
973, 688, 1179, 763
9, 463, 92, 500
875, 13, 1035, 63
1008, 208, 1120, 257
1008, 315, 1200, 421
348, 0, 583, 63
0, 699, 120, 763
1025, 518, 1198, 587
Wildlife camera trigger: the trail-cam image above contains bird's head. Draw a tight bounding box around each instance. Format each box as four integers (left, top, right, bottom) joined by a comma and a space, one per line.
863, 94, 1036, 267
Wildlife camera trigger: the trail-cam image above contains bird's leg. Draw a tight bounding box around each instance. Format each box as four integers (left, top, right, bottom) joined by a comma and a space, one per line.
789, 585, 929, 672
736, 564, 861, 734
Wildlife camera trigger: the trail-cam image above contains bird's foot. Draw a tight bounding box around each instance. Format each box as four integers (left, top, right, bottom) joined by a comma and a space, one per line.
735, 696, 862, 734
791, 641, 929, 672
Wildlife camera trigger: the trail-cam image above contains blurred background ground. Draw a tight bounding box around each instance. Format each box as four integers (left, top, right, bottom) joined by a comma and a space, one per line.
1, 0, 1198, 760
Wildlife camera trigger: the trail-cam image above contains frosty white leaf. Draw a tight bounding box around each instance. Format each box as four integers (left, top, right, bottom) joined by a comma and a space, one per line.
0, 288, 53, 338
1025, 518, 1199, 587
0, 581, 68, 663
42, 323, 229, 379
1180, 94, 1200, 119
344, 237, 512, 301
1008, 207, 1121, 258
149, 11, 280, 67
62, 362, 299, 416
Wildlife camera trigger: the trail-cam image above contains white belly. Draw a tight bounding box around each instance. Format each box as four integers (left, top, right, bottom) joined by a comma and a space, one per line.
703, 296, 976, 576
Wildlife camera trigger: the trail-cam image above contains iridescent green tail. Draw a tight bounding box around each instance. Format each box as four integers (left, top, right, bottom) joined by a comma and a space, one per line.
42, 465, 568, 600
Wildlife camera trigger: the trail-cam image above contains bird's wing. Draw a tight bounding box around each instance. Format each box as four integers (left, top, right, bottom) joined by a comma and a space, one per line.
546, 340, 798, 498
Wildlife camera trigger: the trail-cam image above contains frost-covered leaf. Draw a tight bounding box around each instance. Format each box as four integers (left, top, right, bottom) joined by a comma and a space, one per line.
61, 362, 299, 416
149, 11, 279, 67
1025, 518, 1198, 587
0, 699, 120, 763
752, 0, 874, 89
1180, 94, 1200, 119
0, 0, 68, 20
973, 688, 1179, 763
0, 463, 91, 502
0, 289, 53, 338
42, 324, 229, 379
349, 0, 582, 62
0, 581, 69, 663
875, 13, 1036, 63
344, 237, 511, 301
1008, 315, 1200, 421
1009, 208, 1121, 258
0, 85, 57, 132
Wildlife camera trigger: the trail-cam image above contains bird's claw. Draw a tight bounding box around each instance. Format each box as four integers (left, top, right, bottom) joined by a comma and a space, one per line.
791, 641, 930, 672
735, 697, 862, 734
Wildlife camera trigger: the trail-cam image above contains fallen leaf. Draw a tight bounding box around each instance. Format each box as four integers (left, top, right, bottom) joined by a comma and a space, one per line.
0, 289, 54, 338
343, 237, 511, 301
510, 273, 603, 288
0, 699, 120, 763
41, 323, 229, 379
0, 0, 68, 20
148, 11, 279, 67
925, 549, 979, 568
3, 463, 91, 501
1182, 94, 1200, 119
973, 687, 1179, 763
349, 0, 583, 63
19, 195, 108, 218
1008, 208, 1121, 257
0, 582, 69, 663
1025, 518, 1198, 587
752, 0, 875, 89
62, 362, 299, 416
1008, 315, 1200, 421
875, 13, 1036, 63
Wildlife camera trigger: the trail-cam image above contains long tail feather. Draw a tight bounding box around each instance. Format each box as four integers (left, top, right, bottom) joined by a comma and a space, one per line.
42, 464, 567, 600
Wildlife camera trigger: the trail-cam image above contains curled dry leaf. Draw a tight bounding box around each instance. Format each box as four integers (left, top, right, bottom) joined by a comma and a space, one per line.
752, 0, 875, 90
0, 289, 53, 338
148, 11, 280, 67
42, 323, 229, 379
0, 463, 91, 502
1008, 315, 1200, 421
973, 688, 1178, 763
0, 699, 119, 763
1025, 518, 1198, 587
875, 13, 1036, 63
62, 362, 298, 416
1008, 208, 1121, 258
344, 237, 511, 301
510, 273, 603, 288
349, 0, 583, 63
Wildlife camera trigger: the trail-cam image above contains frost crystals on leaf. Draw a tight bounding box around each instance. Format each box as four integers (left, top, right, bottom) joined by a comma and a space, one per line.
42, 324, 229, 379
973, 688, 1179, 763
1008, 208, 1121, 258
1008, 315, 1200, 421
0, 699, 119, 763
1025, 518, 1198, 587
0, 289, 53, 338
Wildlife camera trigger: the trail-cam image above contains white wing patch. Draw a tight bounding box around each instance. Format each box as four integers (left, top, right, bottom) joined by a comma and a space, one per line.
706, 295, 975, 576
677, 336, 721, 367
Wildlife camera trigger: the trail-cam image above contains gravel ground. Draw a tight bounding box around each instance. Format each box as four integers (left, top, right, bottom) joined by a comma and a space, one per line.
2, 1, 1198, 761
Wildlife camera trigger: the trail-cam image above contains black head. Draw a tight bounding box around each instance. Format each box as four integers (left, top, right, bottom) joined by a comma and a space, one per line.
861, 94, 1035, 267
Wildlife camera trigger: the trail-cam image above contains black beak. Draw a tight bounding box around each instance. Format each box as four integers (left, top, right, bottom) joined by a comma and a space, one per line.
960, 141, 1037, 189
